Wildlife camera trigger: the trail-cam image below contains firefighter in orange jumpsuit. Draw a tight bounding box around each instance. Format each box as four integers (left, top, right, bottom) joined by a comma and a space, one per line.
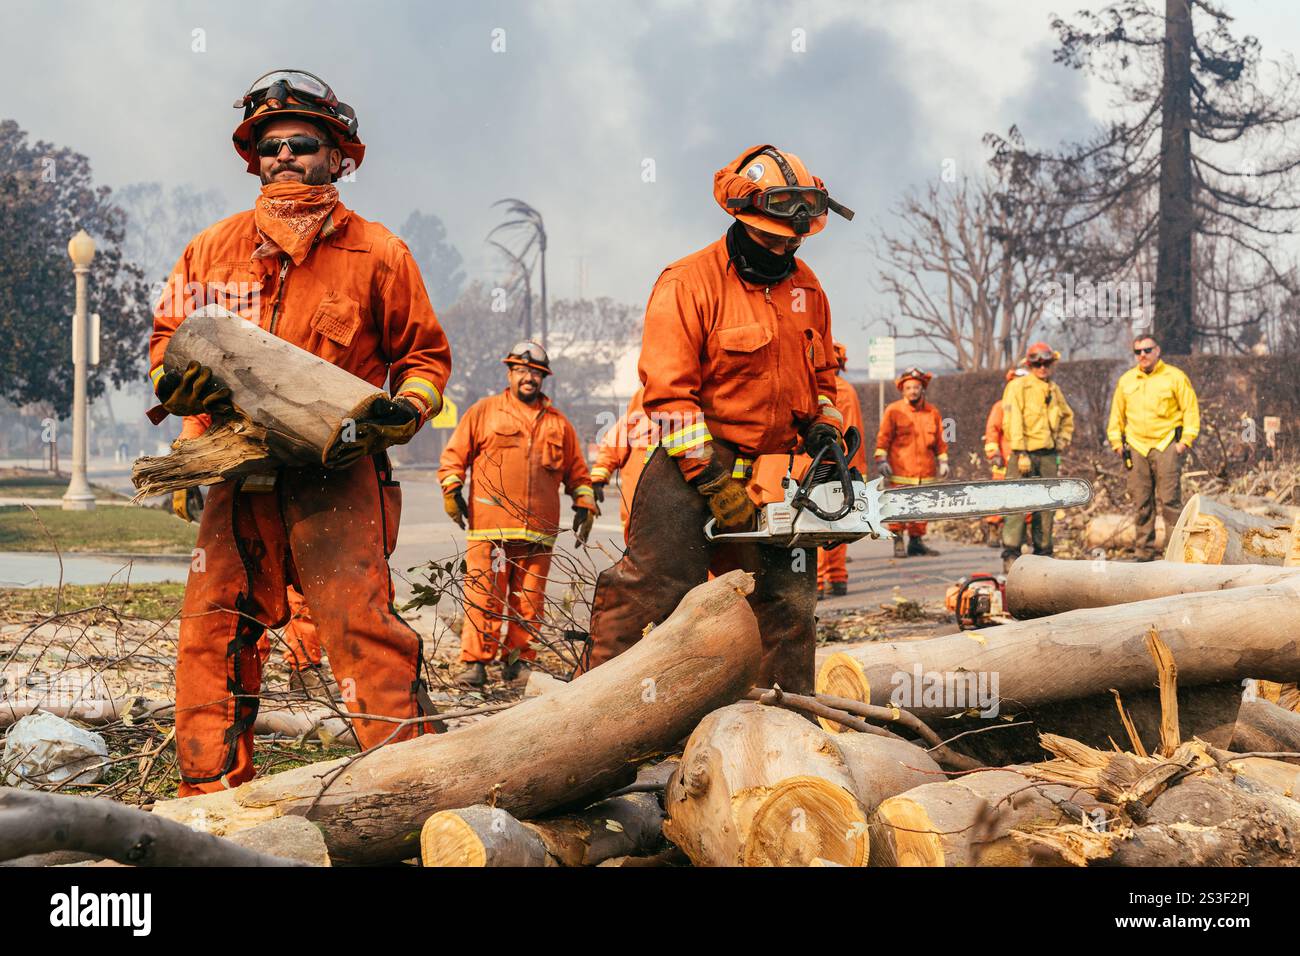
150, 70, 451, 796
589, 388, 657, 539
582, 144, 854, 694
980, 367, 1027, 547
875, 367, 949, 558
438, 341, 598, 687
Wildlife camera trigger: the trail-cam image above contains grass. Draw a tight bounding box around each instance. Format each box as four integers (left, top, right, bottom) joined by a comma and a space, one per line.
0, 505, 198, 555
0, 473, 128, 502
0, 581, 188, 620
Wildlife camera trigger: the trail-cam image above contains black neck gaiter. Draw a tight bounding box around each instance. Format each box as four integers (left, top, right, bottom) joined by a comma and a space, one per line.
726, 220, 796, 286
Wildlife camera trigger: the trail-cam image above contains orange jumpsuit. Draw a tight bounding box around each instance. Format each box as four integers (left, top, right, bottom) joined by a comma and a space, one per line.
875, 398, 948, 537
151, 199, 451, 796
590, 389, 656, 538
438, 389, 594, 663
179, 416, 324, 672
585, 235, 841, 694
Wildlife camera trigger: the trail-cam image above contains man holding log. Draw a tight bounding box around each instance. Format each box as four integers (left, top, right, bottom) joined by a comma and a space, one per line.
580, 144, 854, 694
438, 341, 599, 687
148, 69, 452, 796
1107, 333, 1201, 561
1000, 342, 1074, 572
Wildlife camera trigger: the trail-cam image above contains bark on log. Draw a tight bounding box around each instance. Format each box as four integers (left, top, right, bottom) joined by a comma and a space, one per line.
1083, 512, 1163, 551
1005, 555, 1300, 619
420, 792, 664, 867
131, 305, 382, 498
868, 769, 1099, 867
150, 571, 762, 865
1230, 698, 1300, 765
0, 787, 310, 866
1163, 493, 1292, 565
816, 581, 1300, 721
662, 702, 940, 867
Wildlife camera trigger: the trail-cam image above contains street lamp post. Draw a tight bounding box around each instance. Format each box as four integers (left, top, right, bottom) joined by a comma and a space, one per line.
63, 228, 96, 511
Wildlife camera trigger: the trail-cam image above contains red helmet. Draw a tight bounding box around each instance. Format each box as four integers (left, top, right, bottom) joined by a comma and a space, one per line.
895, 366, 933, 390
232, 69, 365, 179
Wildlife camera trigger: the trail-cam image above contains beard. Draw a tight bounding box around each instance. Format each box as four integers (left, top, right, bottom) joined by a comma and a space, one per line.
261, 163, 332, 186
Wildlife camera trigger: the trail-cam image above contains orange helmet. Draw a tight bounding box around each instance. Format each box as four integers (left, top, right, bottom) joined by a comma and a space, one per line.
232, 69, 365, 179
503, 340, 551, 377
713, 144, 854, 238
832, 340, 848, 370
1025, 341, 1061, 365
895, 366, 933, 390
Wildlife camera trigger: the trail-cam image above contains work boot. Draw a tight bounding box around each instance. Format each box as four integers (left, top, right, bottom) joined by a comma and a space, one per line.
829, 582, 848, 597
1001, 549, 1019, 574
893, 537, 907, 559
907, 535, 940, 557
501, 659, 528, 682
460, 661, 488, 687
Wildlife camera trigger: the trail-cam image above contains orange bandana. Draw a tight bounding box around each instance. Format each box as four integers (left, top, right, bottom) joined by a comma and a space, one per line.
253, 181, 339, 265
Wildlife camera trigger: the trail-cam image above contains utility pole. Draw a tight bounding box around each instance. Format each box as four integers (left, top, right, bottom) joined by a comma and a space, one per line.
63, 229, 96, 511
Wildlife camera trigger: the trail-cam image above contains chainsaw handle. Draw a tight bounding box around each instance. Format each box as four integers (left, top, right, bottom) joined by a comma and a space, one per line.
793, 426, 859, 522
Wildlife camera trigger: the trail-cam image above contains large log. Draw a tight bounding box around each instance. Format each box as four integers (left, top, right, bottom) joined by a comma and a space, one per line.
816, 581, 1300, 723
1163, 493, 1292, 565
869, 769, 1099, 867
1005, 555, 1300, 619
1082, 512, 1163, 552
151, 571, 762, 865
1230, 698, 1300, 765
662, 702, 941, 867
420, 792, 664, 867
131, 305, 382, 497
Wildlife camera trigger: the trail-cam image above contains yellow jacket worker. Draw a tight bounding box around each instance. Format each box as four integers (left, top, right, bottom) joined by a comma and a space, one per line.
1107, 333, 1200, 559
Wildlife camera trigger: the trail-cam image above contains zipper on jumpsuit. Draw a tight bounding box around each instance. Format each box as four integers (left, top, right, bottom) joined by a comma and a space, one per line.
267, 257, 291, 335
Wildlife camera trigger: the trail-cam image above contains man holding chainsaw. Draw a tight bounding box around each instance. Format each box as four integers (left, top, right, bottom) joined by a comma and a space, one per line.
149, 70, 451, 796
1107, 334, 1200, 560
875, 367, 949, 558
580, 144, 854, 694
1000, 341, 1074, 572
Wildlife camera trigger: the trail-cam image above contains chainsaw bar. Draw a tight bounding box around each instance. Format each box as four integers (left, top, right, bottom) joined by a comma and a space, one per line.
878, 477, 1093, 523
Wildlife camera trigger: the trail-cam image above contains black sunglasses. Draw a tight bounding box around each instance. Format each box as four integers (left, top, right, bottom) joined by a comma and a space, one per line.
255, 135, 334, 158
1133, 346, 1156, 355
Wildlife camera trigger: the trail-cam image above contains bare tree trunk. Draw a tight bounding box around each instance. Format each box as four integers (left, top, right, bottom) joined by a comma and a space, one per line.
1155, 0, 1196, 352
1164, 494, 1292, 564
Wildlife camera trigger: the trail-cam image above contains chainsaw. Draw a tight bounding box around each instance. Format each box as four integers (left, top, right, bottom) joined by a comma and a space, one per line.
703, 427, 1093, 549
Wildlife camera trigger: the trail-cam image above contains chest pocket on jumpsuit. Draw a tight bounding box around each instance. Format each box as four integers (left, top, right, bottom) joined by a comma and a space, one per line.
541, 421, 566, 472
309, 290, 363, 364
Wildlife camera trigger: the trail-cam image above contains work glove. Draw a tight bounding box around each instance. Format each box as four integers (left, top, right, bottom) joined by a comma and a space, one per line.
876, 458, 893, 479
155, 361, 233, 418
443, 488, 468, 529
324, 395, 420, 470
171, 486, 204, 522
591, 481, 606, 504
695, 465, 756, 532
573, 502, 597, 546
938, 460, 950, 479
802, 423, 843, 458
988, 453, 1004, 469
1016, 452, 1032, 474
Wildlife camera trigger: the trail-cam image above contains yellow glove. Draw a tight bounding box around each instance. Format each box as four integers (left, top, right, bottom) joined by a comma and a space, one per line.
696, 472, 756, 532
443, 488, 468, 529
171, 490, 191, 521
1016, 453, 1032, 474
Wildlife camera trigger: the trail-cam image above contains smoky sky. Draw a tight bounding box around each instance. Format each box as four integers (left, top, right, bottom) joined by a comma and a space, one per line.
7, 0, 1290, 368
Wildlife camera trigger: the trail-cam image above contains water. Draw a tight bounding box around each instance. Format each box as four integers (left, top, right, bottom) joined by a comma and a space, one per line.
0, 552, 190, 588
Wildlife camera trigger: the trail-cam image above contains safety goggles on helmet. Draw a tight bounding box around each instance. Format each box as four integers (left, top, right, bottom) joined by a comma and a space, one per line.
234, 69, 359, 137
255, 135, 334, 157
725, 148, 855, 235
898, 366, 928, 382
1026, 349, 1057, 366
504, 340, 551, 374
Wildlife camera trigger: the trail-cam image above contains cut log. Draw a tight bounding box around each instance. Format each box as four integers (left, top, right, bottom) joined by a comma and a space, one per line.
1005, 555, 1300, 619
0, 787, 310, 866
816, 581, 1300, 721
1163, 493, 1292, 565
131, 305, 382, 497
420, 792, 664, 867
1230, 698, 1300, 765
150, 571, 762, 865
662, 701, 940, 867
868, 769, 1099, 867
